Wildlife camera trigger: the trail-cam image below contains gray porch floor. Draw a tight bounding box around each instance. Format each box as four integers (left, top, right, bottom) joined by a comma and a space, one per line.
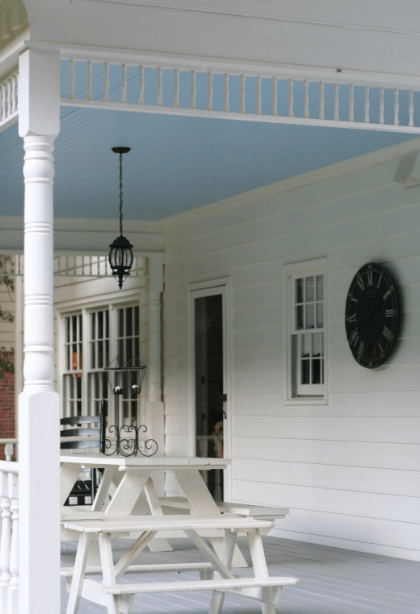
61, 536, 420, 614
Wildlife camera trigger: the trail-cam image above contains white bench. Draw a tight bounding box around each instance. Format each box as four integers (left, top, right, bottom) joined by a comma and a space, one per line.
159, 496, 289, 519
63, 514, 299, 614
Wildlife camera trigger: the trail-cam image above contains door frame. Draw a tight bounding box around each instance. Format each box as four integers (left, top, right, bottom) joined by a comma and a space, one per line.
188, 278, 231, 501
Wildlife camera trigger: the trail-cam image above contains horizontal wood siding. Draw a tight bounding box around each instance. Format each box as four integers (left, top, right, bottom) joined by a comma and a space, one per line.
163, 154, 420, 560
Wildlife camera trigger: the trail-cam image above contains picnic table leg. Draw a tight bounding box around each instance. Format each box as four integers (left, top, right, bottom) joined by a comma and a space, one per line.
60, 463, 83, 505
66, 532, 93, 614
247, 529, 277, 614
98, 533, 121, 614
104, 470, 150, 517
91, 467, 117, 511
174, 470, 248, 567
142, 477, 173, 552
208, 529, 237, 614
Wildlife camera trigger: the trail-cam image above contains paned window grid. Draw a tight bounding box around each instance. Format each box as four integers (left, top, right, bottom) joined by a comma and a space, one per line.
115, 305, 140, 424
62, 314, 83, 418
292, 273, 325, 396
61, 303, 141, 423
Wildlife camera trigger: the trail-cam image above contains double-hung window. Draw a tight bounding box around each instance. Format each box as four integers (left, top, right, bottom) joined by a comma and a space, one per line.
284, 259, 327, 402
61, 303, 140, 424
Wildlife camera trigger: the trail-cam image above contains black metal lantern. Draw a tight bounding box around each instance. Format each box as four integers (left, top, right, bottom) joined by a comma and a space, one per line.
109, 146, 133, 289
101, 357, 157, 457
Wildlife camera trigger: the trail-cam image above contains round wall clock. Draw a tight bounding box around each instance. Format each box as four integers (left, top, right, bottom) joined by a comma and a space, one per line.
345, 262, 400, 369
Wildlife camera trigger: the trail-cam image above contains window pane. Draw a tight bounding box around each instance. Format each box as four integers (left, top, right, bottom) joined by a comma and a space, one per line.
91, 312, 96, 340
134, 306, 139, 335
66, 345, 70, 371
316, 303, 324, 328
98, 311, 103, 339
301, 334, 311, 357
118, 309, 124, 337
118, 339, 124, 362
78, 315, 83, 340
105, 340, 110, 366
98, 340, 103, 368
126, 307, 133, 337
316, 275, 323, 301
312, 359, 321, 384
126, 338, 133, 362
305, 276, 314, 302
295, 278, 303, 303
66, 317, 70, 343
135, 337, 139, 359
305, 304, 314, 329
301, 360, 310, 384
313, 333, 323, 357
72, 344, 77, 369
90, 341, 95, 369
296, 305, 303, 330
105, 310, 109, 338
72, 315, 77, 341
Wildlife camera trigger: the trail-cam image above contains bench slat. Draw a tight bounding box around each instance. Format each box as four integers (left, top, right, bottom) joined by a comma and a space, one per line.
102, 576, 299, 595
64, 514, 274, 533
61, 562, 214, 577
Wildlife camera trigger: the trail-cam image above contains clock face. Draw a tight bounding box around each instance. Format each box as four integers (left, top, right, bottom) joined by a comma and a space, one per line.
345, 262, 400, 368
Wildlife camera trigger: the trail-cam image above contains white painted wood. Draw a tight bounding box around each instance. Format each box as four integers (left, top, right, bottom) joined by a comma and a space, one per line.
162, 143, 420, 561
18, 46, 61, 614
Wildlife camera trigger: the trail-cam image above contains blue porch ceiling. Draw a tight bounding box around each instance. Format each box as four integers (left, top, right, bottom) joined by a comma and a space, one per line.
0, 106, 417, 221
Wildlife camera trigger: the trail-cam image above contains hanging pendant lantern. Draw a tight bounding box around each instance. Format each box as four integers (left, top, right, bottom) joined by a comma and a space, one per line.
109, 146, 134, 289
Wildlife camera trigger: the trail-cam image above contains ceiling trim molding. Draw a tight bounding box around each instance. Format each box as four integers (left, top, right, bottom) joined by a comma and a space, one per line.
82, 0, 420, 37
0, 216, 164, 254
163, 136, 420, 227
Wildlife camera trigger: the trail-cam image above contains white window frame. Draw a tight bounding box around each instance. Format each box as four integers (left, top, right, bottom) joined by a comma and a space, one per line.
58, 292, 143, 422
283, 258, 328, 405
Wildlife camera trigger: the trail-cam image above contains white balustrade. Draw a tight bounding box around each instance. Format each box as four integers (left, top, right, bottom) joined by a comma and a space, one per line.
0, 444, 19, 614
0, 70, 18, 126
58, 56, 420, 132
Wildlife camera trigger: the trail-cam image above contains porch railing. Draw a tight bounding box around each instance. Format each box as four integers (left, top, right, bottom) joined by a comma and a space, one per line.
0, 443, 18, 614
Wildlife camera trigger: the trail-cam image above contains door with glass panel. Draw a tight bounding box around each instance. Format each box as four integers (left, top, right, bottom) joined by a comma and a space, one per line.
193, 290, 227, 501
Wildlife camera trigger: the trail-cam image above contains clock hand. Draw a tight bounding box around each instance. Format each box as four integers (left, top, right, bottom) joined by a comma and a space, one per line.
356, 304, 381, 334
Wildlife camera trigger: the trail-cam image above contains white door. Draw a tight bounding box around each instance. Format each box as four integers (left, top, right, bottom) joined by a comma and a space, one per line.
189, 284, 230, 501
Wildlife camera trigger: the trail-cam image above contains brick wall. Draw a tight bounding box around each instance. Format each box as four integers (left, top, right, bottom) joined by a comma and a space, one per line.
0, 351, 15, 460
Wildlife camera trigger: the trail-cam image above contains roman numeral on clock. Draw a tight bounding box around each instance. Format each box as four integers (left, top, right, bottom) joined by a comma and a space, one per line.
383, 326, 393, 341
383, 286, 394, 300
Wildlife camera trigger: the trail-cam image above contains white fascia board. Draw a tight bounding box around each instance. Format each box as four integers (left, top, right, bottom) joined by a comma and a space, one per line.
0, 216, 164, 254
26, 1, 420, 78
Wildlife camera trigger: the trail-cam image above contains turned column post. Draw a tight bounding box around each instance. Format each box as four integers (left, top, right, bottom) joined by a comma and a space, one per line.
18, 47, 61, 614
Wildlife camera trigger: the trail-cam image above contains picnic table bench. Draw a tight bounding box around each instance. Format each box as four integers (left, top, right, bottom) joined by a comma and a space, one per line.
62, 513, 299, 614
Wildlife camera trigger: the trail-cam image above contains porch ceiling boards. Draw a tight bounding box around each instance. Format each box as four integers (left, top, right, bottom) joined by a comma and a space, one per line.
0, 104, 417, 222
60, 536, 420, 614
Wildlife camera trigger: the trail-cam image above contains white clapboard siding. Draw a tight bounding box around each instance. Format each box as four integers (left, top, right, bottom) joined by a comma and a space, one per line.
233, 458, 420, 498
163, 140, 420, 561
234, 437, 420, 472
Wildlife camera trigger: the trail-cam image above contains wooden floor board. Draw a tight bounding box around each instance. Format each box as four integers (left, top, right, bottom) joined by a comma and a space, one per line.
61, 536, 420, 614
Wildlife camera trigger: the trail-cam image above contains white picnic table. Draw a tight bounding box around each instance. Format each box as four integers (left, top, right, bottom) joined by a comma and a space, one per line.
60, 452, 248, 564
60, 452, 229, 516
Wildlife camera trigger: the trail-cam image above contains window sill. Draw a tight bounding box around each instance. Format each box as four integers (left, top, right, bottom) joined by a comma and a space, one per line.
284, 397, 328, 406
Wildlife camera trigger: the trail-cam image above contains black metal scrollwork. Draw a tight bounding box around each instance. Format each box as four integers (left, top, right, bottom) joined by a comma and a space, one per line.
101, 421, 158, 457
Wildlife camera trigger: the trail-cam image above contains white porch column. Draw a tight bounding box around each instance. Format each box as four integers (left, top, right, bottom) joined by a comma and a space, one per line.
18, 48, 61, 614
145, 255, 165, 458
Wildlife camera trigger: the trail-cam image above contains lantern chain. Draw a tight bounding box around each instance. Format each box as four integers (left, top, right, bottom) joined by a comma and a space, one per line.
119, 152, 124, 236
